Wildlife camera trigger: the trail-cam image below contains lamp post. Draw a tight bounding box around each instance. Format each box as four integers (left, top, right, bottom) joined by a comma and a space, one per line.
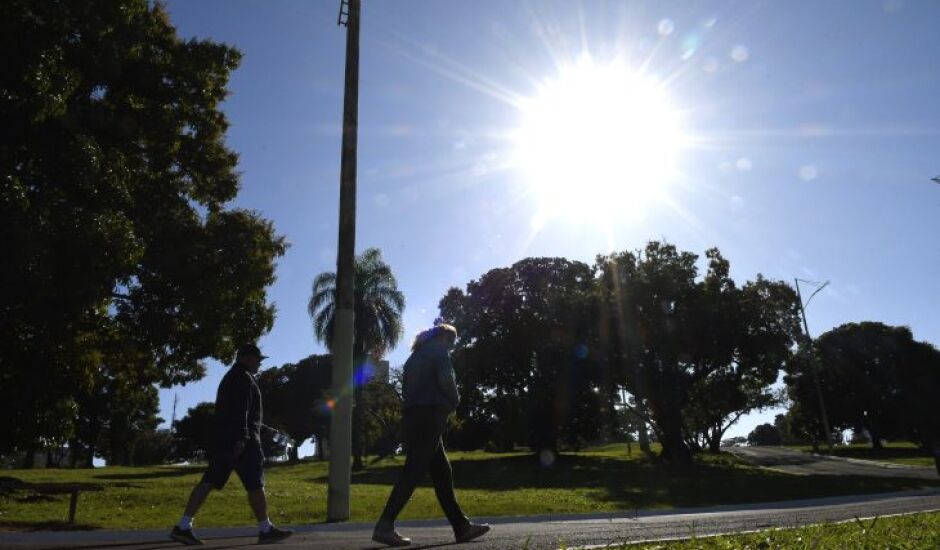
328, 0, 360, 523
794, 278, 834, 454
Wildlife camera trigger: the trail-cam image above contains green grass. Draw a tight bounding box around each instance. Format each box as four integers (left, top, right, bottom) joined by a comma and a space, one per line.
612, 510, 940, 549
1, 444, 937, 531
789, 442, 936, 467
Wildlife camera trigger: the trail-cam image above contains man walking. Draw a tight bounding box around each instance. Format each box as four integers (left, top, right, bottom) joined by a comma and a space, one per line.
170, 344, 293, 545
372, 324, 490, 547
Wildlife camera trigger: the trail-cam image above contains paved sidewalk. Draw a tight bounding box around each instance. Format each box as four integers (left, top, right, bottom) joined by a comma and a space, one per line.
3, 489, 939, 550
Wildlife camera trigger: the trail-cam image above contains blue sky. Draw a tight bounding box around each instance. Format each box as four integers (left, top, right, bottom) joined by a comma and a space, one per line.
158, 0, 940, 447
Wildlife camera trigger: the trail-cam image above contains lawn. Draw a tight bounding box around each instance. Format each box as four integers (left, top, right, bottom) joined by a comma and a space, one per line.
789, 441, 936, 467
616, 510, 940, 549
1, 444, 937, 531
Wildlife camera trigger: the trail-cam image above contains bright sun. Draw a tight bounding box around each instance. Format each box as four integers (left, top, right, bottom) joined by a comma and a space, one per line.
514, 58, 684, 222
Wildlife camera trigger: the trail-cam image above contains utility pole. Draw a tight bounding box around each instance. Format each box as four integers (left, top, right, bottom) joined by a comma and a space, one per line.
795, 278, 834, 454
328, 0, 360, 522
170, 393, 178, 433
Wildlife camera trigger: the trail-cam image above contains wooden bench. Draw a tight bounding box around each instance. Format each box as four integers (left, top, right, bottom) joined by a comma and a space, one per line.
0, 478, 103, 524
33, 483, 104, 524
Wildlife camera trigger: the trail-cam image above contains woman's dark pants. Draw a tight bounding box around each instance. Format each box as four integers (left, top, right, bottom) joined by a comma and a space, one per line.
376, 405, 469, 533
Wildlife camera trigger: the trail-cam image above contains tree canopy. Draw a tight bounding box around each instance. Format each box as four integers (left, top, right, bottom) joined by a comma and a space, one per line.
438, 242, 802, 464
786, 322, 940, 451
440, 257, 607, 454
257, 355, 333, 462
595, 243, 801, 463
0, 0, 285, 458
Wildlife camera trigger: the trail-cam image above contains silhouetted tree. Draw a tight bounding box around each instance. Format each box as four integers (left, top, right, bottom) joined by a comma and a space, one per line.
786, 322, 932, 450
362, 380, 403, 455
132, 429, 174, 466
439, 257, 614, 454
100, 382, 162, 466
257, 355, 332, 463
0, 0, 285, 457
747, 423, 782, 446
173, 402, 216, 463
596, 243, 801, 464
895, 338, 940, 474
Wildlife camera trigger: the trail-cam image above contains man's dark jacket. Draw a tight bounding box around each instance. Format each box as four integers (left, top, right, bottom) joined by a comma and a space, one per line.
214, 363, 262, 450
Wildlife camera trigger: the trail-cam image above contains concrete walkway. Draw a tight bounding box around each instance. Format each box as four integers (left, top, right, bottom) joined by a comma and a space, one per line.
3, 489, 939, 549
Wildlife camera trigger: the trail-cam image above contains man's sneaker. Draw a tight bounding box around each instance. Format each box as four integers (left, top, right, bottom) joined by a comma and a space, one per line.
455, 522, 490, 543
258, 526, 294, 544
372, 529, 412, 547
170, 526, 204, 546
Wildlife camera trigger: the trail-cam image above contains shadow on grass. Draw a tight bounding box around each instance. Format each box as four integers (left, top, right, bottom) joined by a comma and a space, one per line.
327, 452, 940, 511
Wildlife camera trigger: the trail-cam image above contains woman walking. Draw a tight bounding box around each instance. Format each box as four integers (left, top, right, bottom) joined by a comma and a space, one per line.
372, 324, 490, 547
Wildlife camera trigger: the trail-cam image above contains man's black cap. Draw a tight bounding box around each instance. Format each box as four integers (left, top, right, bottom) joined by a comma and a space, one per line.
237, 343, 268, 360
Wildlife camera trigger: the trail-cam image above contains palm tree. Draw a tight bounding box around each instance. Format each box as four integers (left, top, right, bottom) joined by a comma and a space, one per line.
308, 247, 405, 469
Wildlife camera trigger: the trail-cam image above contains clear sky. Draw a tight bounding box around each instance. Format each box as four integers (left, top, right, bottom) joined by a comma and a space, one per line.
157, 0, 940, 447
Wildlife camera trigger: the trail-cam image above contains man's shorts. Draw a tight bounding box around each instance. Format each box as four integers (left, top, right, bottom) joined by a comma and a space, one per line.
201, 440, 265, 491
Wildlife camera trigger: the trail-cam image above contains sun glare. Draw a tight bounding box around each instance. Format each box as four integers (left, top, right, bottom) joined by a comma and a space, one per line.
513, 58, 684, 222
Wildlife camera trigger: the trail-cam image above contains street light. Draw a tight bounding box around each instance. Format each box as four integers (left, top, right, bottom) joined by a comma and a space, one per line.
794, 278, 834, 454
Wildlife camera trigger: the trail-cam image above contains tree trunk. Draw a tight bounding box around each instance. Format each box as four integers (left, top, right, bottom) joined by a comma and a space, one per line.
319, 436, 329, 460
83, 416, 101, 468
660, 430, 692, 464
654, 406, 692, 465
630, 383, 653, 457
125, 442, 136, 466
21, 447, 35, 469
707, 430, 722, 454
928, 437, 940, 477
289, 441, 300, 463
84, 443, 96, 468
638, 423, 651, 456
68, 440, 81, 468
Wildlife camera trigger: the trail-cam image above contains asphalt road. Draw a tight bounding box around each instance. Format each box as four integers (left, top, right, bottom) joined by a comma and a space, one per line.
725, 446, 939, 479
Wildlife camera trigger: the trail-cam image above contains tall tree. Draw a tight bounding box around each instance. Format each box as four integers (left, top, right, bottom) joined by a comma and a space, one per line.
439, 257, 613, 454
0, 0, 286, 456
308, 248, 404, 469
895, 339, 940, 473
361, 379, 404, 456
747, 423, 782, 446
257, 355, 332, 463
787, 322, 940, 451
172, 402, 216, 463
596, 243, 801, 464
